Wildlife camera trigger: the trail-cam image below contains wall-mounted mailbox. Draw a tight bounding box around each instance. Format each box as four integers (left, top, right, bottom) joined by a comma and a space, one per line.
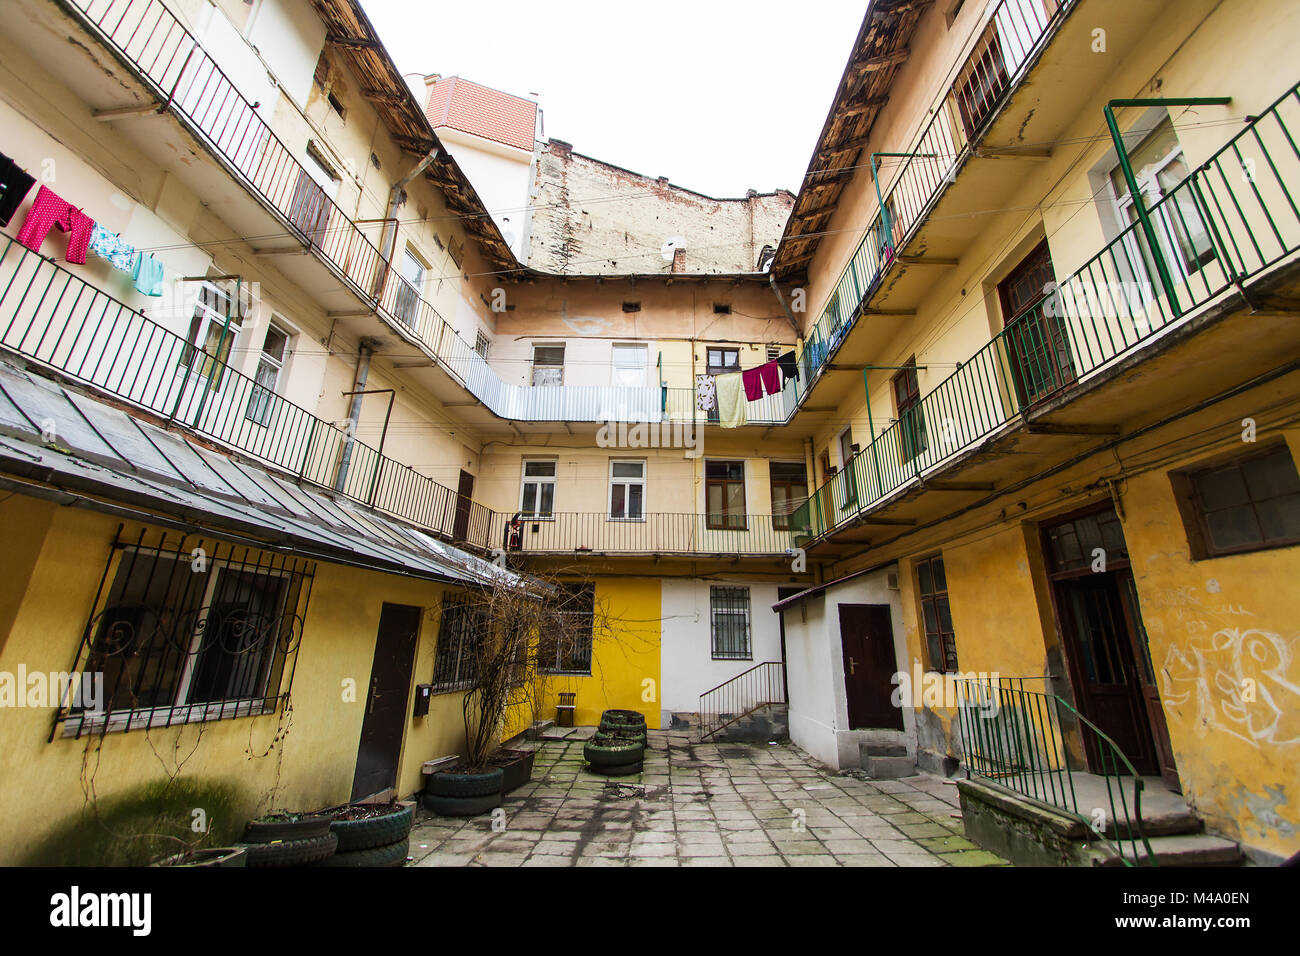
413, 683, 433, 717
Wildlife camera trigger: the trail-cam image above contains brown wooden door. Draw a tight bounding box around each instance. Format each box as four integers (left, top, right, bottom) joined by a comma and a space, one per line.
351, 603, 420, 800
998, 240, 1076, 405
452, 469, 474, 543
1116, 572, 1181, 791
838, 604, 903, 730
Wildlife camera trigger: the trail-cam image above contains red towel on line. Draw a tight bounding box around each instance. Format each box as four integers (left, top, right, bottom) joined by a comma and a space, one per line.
742, 362, 782, 400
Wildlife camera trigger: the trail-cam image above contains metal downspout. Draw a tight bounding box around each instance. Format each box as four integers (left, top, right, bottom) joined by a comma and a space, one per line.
334, 341, 374, 492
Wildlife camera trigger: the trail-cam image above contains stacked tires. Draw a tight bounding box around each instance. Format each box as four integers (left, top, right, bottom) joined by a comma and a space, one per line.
423, 767, 505, 817
321, 803, 415, 868
585, 710, 647, 776
236, 815, 337, 867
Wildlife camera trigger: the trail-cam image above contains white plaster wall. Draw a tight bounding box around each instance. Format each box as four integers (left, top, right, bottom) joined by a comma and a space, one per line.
245, 0, 328, 110
660, 579, 787, 723
781, 567, 913, 769
438, 129, 534, 259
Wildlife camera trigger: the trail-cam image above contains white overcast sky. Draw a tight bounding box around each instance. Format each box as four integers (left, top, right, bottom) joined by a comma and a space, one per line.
360, 0, 867, 199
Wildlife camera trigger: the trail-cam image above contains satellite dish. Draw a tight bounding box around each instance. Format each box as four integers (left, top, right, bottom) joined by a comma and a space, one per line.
660, 236, 686, 262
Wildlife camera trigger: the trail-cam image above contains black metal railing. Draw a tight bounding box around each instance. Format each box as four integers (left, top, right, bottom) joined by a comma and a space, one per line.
698, 661, 785, 741
954, 676, 1156, 866
493, 512, 800, 556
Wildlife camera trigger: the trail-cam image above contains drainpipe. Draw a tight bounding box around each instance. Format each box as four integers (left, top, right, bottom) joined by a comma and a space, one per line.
1102, 98, 1230, 320
378, 148, 441, 293
768, 272, 802, 337
335, 341, 375, 492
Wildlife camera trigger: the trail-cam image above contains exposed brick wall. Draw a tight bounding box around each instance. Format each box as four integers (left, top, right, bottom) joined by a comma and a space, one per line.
525, 140, 794, 274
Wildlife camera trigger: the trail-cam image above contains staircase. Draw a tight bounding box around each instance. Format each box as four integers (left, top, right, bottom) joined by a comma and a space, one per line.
698, 662, 786, 742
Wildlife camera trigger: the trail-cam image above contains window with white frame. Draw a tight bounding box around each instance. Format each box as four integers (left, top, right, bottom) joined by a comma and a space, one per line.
179, 282, 242, 389
609, 460, 645, 520
245, 321, 290, 426
395, 246, 426, 327
520, 460, 557, 517
474, 330, 491, 360
710, 586, 752, 660
532, 345, 565, 386
611, 343, 648, 388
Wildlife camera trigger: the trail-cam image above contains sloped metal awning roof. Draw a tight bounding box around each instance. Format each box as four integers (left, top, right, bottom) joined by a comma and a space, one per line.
0, 359, 522, 590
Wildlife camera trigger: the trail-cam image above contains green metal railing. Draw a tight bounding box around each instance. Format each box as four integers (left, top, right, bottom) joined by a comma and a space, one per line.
0, 235, 494, 548
955, 676, 1156, 866
793, 82, 1300, 541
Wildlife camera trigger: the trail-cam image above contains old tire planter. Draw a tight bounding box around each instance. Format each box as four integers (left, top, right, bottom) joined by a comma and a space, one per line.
601, 709, 646, 730
319, 838, 409, 868
238, 832, 338, 867
242, 814, 333, 843
585, 738, 644, 770
592, 759, 643, 777
596, 725, 647, 745
422, 792, 502, 817
330, 804, 414, 852
426, 767, 505, 799
152, 847, 246, 867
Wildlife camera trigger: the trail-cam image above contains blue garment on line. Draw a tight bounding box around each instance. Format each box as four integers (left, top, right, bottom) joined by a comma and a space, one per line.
89, 223, 136, 272
130, 252, 164, 296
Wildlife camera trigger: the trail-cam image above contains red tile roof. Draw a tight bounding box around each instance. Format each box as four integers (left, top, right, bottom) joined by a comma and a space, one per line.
424, 76, 537, 153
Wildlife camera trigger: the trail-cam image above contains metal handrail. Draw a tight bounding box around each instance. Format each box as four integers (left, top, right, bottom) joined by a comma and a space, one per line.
495, 511, 800, 556
955, 676, 1157, 866
698, 660, 785, 741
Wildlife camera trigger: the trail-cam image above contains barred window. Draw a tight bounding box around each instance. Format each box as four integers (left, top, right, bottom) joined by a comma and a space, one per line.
58, 529, 311, 736
432, 595, 486, 692
543, 583, 594, 675
710, 586, 752, 660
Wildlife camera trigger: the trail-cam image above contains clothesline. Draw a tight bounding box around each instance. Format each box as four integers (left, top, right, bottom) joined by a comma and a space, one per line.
695, 351, 798, 427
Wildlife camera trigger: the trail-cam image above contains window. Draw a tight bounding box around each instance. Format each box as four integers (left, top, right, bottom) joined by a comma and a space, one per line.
395, 247, 425, 327
326, 91, 346, 120
474, 330, 490, 360
179, 282, 242, 389
1173, 444, 1300, 558
706, 460, 747, 530
770, 461, 808, 530
706, 348, 740, 423
448, 235, 465, 269
288, 145, 337, 243
609, 460, 645, 520
710, 586, 752, 660
916, 554, 958, 673
532, 345, 565, 386
245, 322, 289, 426
1110, 117, 1216, 285
543, 583, 594, 675
611, 344, 648, 388
60, 532, 310, 733
892, 358, 927, 463
432, 595, 485, 692
838, 427, 858, 507
520, 460, 557, 517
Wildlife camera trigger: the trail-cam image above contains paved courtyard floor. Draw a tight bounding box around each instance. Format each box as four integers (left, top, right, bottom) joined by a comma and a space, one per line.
408, 731, 1009, 867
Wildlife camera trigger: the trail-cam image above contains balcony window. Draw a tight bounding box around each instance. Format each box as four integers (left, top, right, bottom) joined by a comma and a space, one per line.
770, 461, 808, 531
394, 247, 425, 328
520, 460, 557, 517
179, 282, 242, 390
474, 330, 491, 360
609, 460, 646, 520
244, 321, 290, 426
287, 146, 336, 244
1172, 444, 1300, 559
532, 345, 565, 386
710, 586, 752, 660
611, 344, 648, 388
893, 358, 928, 464
998, 240, 1076, 406
953, 1, 1060, 139
916, 554, 959, 673
705, 348, 740, 423
838, 427, 858, 508
706, 460, 747, 530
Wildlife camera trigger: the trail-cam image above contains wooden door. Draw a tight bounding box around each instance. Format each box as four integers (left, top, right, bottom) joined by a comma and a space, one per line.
1116, 572, 1181, 790
999, 240, 1076, 405
352, 603, 421, 800
452, 469, 474, 543
838, 604, 903, 730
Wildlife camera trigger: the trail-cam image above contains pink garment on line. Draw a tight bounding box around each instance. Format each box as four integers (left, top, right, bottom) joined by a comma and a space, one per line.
16, 186, 94, 264
742, 362, 781, 401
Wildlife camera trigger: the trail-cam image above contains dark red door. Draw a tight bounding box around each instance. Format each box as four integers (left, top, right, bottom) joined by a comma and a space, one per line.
351, 603, 420, 800
453, 469, 474, 543
838, 604, 903, 730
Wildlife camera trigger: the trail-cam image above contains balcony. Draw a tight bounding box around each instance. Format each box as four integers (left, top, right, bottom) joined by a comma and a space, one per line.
791, 82, 1300, 546
490, 512, 798, 557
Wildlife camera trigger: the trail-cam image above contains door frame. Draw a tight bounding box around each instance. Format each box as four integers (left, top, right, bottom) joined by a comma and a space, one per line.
351, 602, 421, 800
837, 602, 904, 731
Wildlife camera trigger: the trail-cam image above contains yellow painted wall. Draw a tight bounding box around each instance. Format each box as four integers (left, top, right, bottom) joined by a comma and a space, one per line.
0, 497, 471, 864
533, 577, 662, 728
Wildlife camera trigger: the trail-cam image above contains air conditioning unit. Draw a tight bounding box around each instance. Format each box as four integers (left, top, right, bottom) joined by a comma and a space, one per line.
886, 571, 900, 590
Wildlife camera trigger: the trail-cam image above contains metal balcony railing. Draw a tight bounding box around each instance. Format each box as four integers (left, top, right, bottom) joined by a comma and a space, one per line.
0, 234, 494, 548
793, 82, 1300, 542
955, 676, 1156, 866
492, 512, 800, 556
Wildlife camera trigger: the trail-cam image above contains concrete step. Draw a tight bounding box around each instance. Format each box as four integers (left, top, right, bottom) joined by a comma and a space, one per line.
1104, 809, 1203, 839
863, 754, 916, 779
1097, 832, 1243, 867
864, 744, 909, 757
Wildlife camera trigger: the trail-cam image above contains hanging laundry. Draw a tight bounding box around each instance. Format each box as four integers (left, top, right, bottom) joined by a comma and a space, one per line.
695, 373, 716, 412
715, 371, 747, 429
777, 350, 799, 384
0, 153, 35, 228
15, 186, 93, 264
757, 361, 780, 397
741, 365, 765, 402
89, 223, 136, 273
131, 252, 165, 296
